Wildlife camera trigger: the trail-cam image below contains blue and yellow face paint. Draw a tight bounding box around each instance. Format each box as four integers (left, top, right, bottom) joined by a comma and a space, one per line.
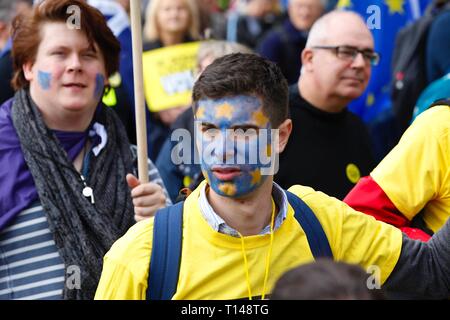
37, 70, 51, 90
195, 95, 273, 198
94, 73, 105, 100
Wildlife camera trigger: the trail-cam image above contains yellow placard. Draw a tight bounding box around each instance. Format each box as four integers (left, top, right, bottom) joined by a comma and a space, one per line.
142, 42, 200, 112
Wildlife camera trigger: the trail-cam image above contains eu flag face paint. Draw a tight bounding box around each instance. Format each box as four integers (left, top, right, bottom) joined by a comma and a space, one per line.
37, 70, 51, 90
94, 73, 105, 99
195, 95, 274, 198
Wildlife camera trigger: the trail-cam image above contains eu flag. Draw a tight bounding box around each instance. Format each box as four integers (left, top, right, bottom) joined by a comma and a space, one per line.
337, 0, 432, 160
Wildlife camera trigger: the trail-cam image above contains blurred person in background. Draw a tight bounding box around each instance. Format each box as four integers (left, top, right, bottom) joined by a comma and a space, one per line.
257, 0, 327, 84
143, 0, 202, 160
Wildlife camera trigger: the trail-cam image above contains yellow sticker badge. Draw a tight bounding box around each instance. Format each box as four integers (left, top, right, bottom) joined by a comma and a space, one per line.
346, 163, 361, 184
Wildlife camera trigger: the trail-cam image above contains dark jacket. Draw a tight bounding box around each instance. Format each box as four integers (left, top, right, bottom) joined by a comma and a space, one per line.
257, 18, 308, 84
275, 85, 376, 199
0, 52, 15, 105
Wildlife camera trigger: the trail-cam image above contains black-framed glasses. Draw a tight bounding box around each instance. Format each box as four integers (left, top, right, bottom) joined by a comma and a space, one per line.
312, 45, 380, 66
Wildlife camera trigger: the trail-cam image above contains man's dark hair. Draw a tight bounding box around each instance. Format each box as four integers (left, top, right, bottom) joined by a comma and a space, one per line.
271, 258, 386, 300
192, 53, 289, 127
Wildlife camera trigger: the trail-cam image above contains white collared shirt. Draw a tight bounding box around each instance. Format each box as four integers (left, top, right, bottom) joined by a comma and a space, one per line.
199, 182, 288, 237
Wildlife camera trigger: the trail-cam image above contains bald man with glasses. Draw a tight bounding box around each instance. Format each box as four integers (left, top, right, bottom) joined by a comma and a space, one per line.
275, 10, 377, 200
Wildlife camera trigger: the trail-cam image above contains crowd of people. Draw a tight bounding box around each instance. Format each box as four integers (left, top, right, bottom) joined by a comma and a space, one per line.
0, 0, 449, 301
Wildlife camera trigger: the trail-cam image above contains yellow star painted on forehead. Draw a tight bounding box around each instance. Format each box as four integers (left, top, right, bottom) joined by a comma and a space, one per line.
337, 0, 352, 9
215, 103, 234, 120
196, 106, 206, 119
218, 183, 237, 196
250, 169, 261, 186
385, 0, 405, 14
251, 110, 269, 127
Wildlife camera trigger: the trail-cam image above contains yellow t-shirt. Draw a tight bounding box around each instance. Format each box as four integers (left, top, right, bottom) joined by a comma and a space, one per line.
372, 105, 450, 233
95, 182, 402, 300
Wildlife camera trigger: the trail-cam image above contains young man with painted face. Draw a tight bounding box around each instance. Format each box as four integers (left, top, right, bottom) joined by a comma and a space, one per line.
95, 53, 450, 300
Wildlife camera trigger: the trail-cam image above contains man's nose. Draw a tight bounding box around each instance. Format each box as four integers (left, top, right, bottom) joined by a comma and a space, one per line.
215, 131, 235, 162
67, 54, 82, 72
351, 52, 367, 68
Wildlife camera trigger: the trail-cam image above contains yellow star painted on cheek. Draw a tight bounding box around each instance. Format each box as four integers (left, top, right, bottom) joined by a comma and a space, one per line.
251, 110, 269, 127
196, 106, 205, 119
250, 169, 261, 186
218, 183, 237, 196
215, 103, 234, 120
385, 0, 405, 14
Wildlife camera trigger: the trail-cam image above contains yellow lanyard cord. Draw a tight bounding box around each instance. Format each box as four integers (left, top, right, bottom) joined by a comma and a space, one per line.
262, 202, 275, 300
238, 199, 276, 300
239, 235, 253, 299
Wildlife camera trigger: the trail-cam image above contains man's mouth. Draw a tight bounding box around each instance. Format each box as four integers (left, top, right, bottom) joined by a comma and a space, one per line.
342, 76, 364, 83
63, 82, 87, 89
211, 166, 242, 181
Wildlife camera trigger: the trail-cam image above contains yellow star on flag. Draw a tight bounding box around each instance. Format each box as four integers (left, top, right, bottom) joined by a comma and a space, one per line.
215, 103, 234, 120
250, 169, 261, 186
337, 0, 352, 9
366, 93, 375, 107
218, 183, 237, 196
251, 110, 269, 127
385, 0, 405, 14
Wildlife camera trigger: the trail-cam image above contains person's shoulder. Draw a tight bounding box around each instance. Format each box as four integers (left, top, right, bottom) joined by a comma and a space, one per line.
411, 104, 450, 136
0, 98, 14, 125
287, 184, 325, 202
258, 25, 285, 47
104, 218, 155, 267
417, 103, 450, 119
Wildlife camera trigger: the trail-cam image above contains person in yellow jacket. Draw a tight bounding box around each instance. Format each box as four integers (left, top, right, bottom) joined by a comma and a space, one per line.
95, 11, 450, 301
344, 103, 450, 241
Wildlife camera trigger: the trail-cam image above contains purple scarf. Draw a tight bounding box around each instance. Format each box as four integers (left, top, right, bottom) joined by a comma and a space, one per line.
0, 98, 88, 230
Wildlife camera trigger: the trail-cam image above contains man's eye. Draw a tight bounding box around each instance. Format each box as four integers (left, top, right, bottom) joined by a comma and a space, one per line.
201, 124, 214, 132
201, 126, 219, 139
232, 128, 258, 139
339, 49, 355, 57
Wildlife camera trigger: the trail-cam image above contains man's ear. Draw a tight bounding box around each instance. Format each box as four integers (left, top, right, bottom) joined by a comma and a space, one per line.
23, 61, 34, 81
301, 48, 314, 72
275, 119, 292, 154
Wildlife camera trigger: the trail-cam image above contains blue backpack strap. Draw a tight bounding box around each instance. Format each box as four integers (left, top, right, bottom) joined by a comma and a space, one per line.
146, 201, 184, 300
285, 190, 333, 259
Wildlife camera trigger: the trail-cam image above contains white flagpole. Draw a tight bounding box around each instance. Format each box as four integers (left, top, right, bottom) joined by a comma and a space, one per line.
129, 0, 149, 182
